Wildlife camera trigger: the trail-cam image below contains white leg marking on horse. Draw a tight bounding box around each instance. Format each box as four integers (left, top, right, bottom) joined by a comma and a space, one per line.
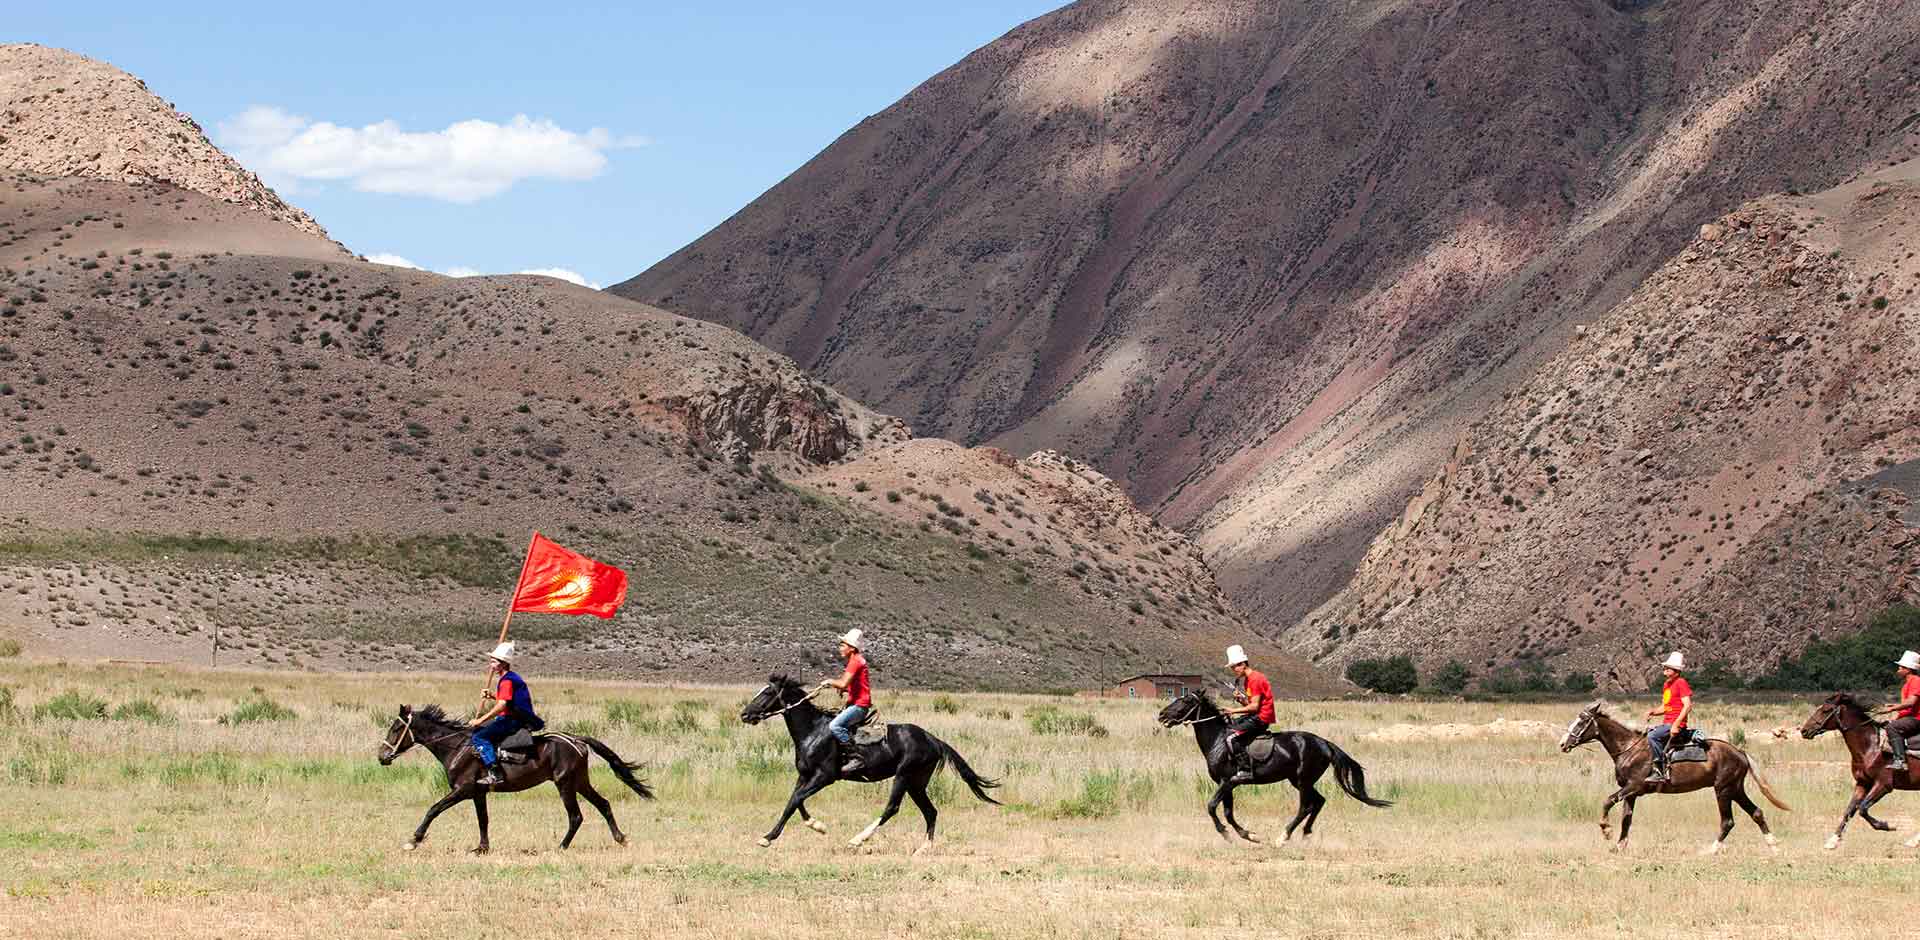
806, 818, 828, 834
1699, 840, 1723, 856
848, 818, 882, 847
1823, 833, 1841, 851
914, 839, 933, 857
755, 837, 772, 849
1905, 830, 1920, 849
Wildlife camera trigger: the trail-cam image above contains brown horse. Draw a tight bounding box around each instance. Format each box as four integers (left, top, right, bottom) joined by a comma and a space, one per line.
378, 704, 654, 853
1797, 692, 1920, 851
1559, 701, 1787, 854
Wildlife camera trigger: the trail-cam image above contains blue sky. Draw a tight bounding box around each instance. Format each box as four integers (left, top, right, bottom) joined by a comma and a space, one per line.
13, 1, 1065, 287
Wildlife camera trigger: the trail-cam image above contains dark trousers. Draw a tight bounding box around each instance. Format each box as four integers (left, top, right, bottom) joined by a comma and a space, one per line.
1226, 715, 1267, 763
470, 716, 523, 768
1889, 717, 1920, 765
1647, 723, 1676, 764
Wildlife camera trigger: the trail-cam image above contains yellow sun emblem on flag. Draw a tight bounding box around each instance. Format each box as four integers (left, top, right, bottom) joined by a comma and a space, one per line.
546, 572, 593, 609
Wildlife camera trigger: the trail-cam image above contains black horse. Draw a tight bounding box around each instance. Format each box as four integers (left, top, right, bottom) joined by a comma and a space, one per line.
739, 674, 1001, 851
378, 704, 654, 853
1156, 691, 1391, 842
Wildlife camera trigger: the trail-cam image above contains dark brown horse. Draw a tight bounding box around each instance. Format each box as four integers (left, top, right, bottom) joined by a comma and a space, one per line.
1797, 692, 1920, 851
1559, 701, 1787, 854
378, 704, 654, 853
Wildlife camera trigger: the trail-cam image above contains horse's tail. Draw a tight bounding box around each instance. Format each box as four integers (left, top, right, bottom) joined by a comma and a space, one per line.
1741, 747, 1791, 812
584, 736, 656, 801
1321, 736, 1393, 808
933, 735, 1003, 805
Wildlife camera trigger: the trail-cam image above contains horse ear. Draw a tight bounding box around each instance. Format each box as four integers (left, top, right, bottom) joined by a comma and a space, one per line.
399, 705, 410, 717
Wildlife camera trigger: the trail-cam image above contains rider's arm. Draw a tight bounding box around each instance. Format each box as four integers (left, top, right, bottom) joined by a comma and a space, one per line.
1674, 695, 1692, 727
475, 678, 510, 724
1881, 691, 1919, 715
1224, 693, 1261, 717
822, 663, 854, 692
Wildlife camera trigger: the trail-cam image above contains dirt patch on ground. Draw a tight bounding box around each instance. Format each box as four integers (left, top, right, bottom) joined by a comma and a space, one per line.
1364, 718, 1558, 743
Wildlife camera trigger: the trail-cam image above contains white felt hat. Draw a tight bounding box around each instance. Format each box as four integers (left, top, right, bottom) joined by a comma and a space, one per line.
487, 642, 514, 664
1660, 651, 1685, 671
1897, 650, 1920, 671
838, 629, 864, 651
1226, 644, 1249, 667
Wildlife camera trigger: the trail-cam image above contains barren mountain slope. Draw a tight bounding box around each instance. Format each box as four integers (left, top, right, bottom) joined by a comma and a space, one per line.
0, 176, 1328, 692
0, 43, 335, 243
1295, 160, 1920, 688
614, 0, 1920, 634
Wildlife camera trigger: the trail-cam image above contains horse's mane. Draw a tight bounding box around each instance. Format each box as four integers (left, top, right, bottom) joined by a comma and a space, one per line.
767, 673, 803, 691
409, 704, 463, 729
1827, 691, 1878, 712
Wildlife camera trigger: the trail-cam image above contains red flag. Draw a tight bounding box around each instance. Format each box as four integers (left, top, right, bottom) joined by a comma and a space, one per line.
509, 534, 628, 618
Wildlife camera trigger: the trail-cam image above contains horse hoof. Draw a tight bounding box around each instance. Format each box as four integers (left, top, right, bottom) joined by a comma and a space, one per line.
913, 841, 933, 857
614, 834, 628, 847
1241, 832, 1262, 844
1904, 831, 1920, 849
756, 837, 772, 849
471, 846, 489, 856
404, 841, 419, 852
1823, 835, 1841, 851
806, 819, 828, 835
1699, 842, 1722, 857
847, 839, 864, 849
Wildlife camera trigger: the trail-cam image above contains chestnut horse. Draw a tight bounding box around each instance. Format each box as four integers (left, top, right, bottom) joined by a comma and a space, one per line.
1559, 701, 1787, 854
1797, 692, 1920, 850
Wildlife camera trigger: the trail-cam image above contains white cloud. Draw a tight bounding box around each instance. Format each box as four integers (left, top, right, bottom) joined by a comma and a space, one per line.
442, 266, 484, 278
364, 253, 422, 270
515, 267, 599, 289
218, 105, 644, 203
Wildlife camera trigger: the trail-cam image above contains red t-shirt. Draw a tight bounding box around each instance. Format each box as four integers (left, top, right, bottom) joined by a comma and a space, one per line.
1661, 676, 1692, 727
1897, 675, 1920, 719
1243, 669, 1276, 724
844, 653, 871, 708
496, 676, 515, 703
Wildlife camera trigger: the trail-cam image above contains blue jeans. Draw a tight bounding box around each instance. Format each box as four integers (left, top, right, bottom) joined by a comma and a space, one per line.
1647, 723, 1675, 762
471, 716, 523, 768
828, 705, 869, 745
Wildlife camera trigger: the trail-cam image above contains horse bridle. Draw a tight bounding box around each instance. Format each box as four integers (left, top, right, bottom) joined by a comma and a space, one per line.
749, 684, 821, 721
377, 712, 468, 758
1811, 701, 1871, 736
1168, 696, 1222, 726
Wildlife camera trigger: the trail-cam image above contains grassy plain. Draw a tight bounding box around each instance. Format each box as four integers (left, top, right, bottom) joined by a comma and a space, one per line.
0, 660, 1909, 939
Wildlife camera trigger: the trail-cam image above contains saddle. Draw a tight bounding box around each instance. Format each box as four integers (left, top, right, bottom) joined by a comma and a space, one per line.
496, 729, 542, 764
851, 707, 887, 746
1876, 727, 1920, 757
1667, 728, 1712, 764
1232, 732, 1287, 764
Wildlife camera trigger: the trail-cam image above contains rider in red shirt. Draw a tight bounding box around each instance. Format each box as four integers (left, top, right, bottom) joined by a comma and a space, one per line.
1222, 644, 1275, 783
1644, 651, 1693, 783
1875, 650, 1920, 772
820, 629, 873, 776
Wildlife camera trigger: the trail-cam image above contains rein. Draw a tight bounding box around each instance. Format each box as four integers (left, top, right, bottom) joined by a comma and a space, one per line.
379, 712, 476, 757
755, 686, 822, 720
1172, 712, 1223, 726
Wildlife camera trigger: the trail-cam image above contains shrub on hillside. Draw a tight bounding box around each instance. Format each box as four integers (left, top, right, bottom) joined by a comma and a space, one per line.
1750, 603, 1920, 691
1346, 655, 1418, 694
1027, 705, 1108, 737
222, 696, 296, 725
1425, 660, 1472, 695
110, 699, 174, 724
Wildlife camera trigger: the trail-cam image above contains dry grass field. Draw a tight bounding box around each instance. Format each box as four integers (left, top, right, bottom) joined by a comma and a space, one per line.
0, 659, 1911, 939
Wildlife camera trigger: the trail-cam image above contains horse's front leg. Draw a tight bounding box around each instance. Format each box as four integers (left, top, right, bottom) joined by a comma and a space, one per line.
760, 773, 834, 847
1205, 782, 1234, 839
407, 786, 477, 850
797, 801, 827, 835
471, 792, 490, 854
1220, 786, 1259, 843
1598, 787, 1625, 840
1613, 796, 1637, 852
1859, 778, 1896, 832
1827, 780, 1868, 850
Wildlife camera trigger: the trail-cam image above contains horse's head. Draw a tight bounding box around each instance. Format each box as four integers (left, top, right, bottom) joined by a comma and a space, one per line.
741, 674, 804, 725
1155, 690, 1213, 728
379, 705, 417, 765
1559, 701, 1605, 752
1800, 692, 1870, 739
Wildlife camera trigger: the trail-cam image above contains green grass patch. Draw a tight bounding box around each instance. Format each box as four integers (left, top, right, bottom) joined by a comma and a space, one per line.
34, 690, 108, 721
0, 530, 513, 588
222, 696, 296, 725
1025, 705, 1108, 738
109, 699, 173, 724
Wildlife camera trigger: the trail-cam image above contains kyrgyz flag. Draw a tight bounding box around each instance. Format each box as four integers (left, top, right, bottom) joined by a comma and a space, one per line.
509, 534, 628, 618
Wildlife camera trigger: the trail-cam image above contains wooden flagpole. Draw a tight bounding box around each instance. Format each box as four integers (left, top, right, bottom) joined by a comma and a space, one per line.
481, 531, 540, 717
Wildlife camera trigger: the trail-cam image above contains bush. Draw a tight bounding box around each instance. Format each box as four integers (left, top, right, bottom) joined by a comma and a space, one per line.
0, 686, 15, 721
0, 638, 20, 658
1346, 655, 1418, 694
929, 695, 961, 714
1026, 705, 1108, 737
1560, 671, 1597, 695
222, 696, 296, 725
1751, 604, 1920, 691
1426, 660, 1472, 695
35, 690, 108, 721
110, 699, 174, 724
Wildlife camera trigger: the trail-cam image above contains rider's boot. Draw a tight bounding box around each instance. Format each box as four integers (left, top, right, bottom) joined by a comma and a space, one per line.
838, 744, 865, 777
1226, 740, 1256, 784
478, 763, 504, 787
1645, 757, 1670, 784
1891, 737, 1910, 775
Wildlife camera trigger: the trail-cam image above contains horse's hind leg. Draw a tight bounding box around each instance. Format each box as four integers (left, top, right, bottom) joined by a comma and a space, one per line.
1859, 780, 1896, 831
557, 786, 585, 850
1731, 789, 1777, 853
471, 793, 490, 854
1613, 796, 1637, 852
1280, 783, 1313, 842
576, 778, 625, 846
1295, 784, 1328, 841
1703, 792, 1735, 856
1828, 781, 1868, 850
850, 773, 912, 849
904, 772, 939, 855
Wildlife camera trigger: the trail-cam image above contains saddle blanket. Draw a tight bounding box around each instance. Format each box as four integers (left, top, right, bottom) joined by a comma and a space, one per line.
1877, 729, 1920, 756
497, 730, 581, 763
1242, 734, 1289, 764
853, 723, 889, 746
1668, 729, 1713, 764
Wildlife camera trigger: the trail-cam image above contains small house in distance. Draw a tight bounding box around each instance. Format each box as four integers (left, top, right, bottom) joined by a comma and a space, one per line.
1096, 673, 1208, 700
